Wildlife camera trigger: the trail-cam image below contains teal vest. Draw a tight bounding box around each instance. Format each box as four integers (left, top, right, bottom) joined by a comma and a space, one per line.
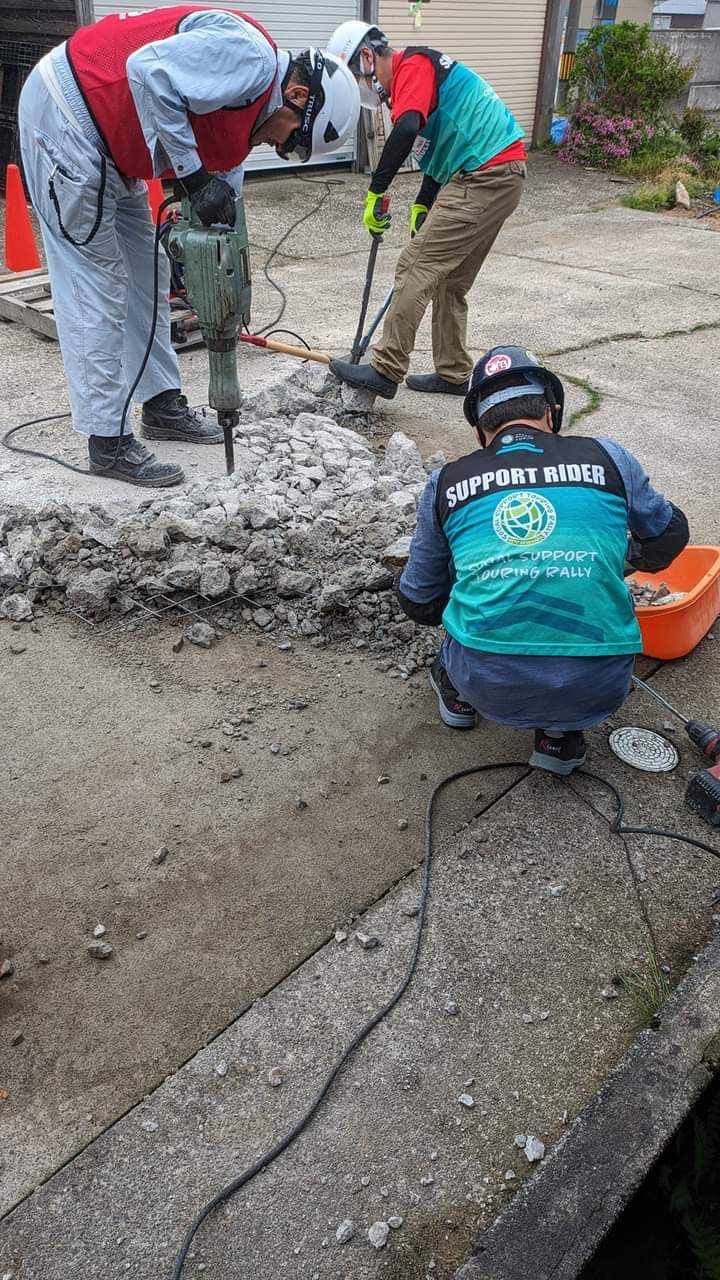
403, 47, 524, 186
435, 430, 642, 657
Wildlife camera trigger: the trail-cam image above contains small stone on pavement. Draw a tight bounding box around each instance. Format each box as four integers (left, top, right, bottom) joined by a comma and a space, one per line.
524, 1136, 545, 1162
355, 931, 380, 950
335, 1219, 355, 1244
87, 942, 113, 959
368, 1221, 390, 1250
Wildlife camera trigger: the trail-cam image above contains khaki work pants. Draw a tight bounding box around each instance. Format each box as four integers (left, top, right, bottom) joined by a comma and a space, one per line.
370, 160, 526, 385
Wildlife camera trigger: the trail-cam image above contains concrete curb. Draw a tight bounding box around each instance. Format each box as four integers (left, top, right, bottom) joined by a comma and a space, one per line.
456, 932, 720, 1280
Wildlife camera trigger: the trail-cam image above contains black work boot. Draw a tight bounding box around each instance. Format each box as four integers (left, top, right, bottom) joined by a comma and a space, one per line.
529, 730, 587, 776
329, 359, 398, 400
88, 433, 185, 488
429, 659, 477, 729
405, 372, 469, 396
141, 391, 223, 444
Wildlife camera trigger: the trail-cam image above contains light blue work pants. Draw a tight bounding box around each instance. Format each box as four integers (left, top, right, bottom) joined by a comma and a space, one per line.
18, 66, 180, 438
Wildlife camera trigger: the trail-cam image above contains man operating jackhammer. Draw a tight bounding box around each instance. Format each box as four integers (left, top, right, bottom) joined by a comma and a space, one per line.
325, 20, 526, 402
18, 9, 359, 487
396, 347, 689, 775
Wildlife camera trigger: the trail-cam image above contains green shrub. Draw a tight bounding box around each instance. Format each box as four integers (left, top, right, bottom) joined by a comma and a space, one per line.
680, 106, 710, 151
570, 21, 695, 121
616, 126, 685, 177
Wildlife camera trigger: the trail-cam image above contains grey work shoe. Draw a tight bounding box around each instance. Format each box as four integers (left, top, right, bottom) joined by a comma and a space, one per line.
329, 358, 398, 400
88, 433, 185, 488
429, 659, 477, 729
141, 393, 223, 444
405, 372, 469, 396
529, 730, 587, 776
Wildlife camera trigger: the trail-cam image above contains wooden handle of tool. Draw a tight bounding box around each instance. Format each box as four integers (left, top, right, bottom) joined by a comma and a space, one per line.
261, 337, 332, 365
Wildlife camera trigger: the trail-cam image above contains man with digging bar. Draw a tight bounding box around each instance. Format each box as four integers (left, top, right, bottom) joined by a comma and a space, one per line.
326, 20, 526, 401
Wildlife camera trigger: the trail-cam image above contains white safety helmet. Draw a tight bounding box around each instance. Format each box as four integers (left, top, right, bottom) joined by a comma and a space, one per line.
326, 20, 390, 111
277, 49, 360, 163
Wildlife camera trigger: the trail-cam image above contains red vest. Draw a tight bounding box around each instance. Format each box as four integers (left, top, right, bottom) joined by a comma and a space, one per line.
67, 6, 277, 179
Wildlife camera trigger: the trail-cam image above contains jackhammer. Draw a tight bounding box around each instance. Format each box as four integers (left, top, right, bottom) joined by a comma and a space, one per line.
166, 195, 252, 476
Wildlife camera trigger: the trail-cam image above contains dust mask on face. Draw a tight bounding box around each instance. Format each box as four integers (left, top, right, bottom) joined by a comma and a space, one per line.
357, 48, 387, 112
359, 80, 383, 110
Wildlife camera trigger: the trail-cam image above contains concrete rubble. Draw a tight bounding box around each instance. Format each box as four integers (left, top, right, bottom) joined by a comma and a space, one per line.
0, 367, 442, 674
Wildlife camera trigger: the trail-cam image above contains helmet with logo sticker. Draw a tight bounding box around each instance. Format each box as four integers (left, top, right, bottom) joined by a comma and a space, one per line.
463, 346, 565, 434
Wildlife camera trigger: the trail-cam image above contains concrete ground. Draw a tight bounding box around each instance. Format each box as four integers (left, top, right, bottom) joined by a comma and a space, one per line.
1, 153, 720, 1279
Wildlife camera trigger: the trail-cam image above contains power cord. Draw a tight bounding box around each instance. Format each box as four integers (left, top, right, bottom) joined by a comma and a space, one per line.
252, 172, 346, 336
2, 195, 174, 475
169, 761, 720, 1278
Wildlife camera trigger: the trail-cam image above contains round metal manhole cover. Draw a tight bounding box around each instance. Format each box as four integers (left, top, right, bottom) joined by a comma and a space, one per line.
609, 727, 679, 773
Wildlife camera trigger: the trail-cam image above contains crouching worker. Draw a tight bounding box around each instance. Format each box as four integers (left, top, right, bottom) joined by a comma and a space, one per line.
397, 347, 689, 775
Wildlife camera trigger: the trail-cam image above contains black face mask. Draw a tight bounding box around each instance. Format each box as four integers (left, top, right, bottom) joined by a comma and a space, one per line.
276, 51, 325, 163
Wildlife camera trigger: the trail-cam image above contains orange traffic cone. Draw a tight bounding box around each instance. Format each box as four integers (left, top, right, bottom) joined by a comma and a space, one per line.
4, 164, 41, 272
145, 178, 166, 224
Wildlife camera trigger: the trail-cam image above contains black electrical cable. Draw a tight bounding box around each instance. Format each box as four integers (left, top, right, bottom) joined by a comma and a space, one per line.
1, 195, 175, 474
252, 172, 346, 336
261, 328, 311, 350
169, 758, 720, 1278
577, 768, 720, 860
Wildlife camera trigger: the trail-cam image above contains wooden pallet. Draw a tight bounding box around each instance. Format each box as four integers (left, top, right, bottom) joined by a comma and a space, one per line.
0, 267, 203, 350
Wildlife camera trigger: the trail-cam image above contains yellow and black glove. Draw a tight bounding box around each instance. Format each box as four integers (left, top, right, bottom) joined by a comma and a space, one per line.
409, 202, 429, 238
363, 191, 391, 238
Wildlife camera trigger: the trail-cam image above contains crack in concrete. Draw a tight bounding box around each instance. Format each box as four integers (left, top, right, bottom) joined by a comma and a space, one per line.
543, 317, 720, 361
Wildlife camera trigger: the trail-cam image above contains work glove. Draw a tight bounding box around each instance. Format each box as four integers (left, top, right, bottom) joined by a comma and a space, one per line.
178, 166, 236, 228
410, 202, 429, 237
363, 191, 391, 238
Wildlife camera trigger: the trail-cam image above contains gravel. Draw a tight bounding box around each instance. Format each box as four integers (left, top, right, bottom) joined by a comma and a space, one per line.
0, 368, 445, 673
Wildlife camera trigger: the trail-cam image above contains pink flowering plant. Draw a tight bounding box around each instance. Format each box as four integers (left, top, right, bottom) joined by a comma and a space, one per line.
558, 108, 657, 168
559, 21, 694, 172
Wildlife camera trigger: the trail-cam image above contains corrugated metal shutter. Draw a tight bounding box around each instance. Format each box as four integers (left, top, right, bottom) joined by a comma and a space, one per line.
91, 0, 361, 170
377, 0, 548, 136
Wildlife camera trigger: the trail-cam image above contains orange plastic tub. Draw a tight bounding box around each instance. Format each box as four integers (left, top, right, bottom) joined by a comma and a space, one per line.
629, 545, 720, 660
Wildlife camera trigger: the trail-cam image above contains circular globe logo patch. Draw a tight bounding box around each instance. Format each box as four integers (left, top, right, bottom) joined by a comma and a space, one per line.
493, 491, 556, 546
